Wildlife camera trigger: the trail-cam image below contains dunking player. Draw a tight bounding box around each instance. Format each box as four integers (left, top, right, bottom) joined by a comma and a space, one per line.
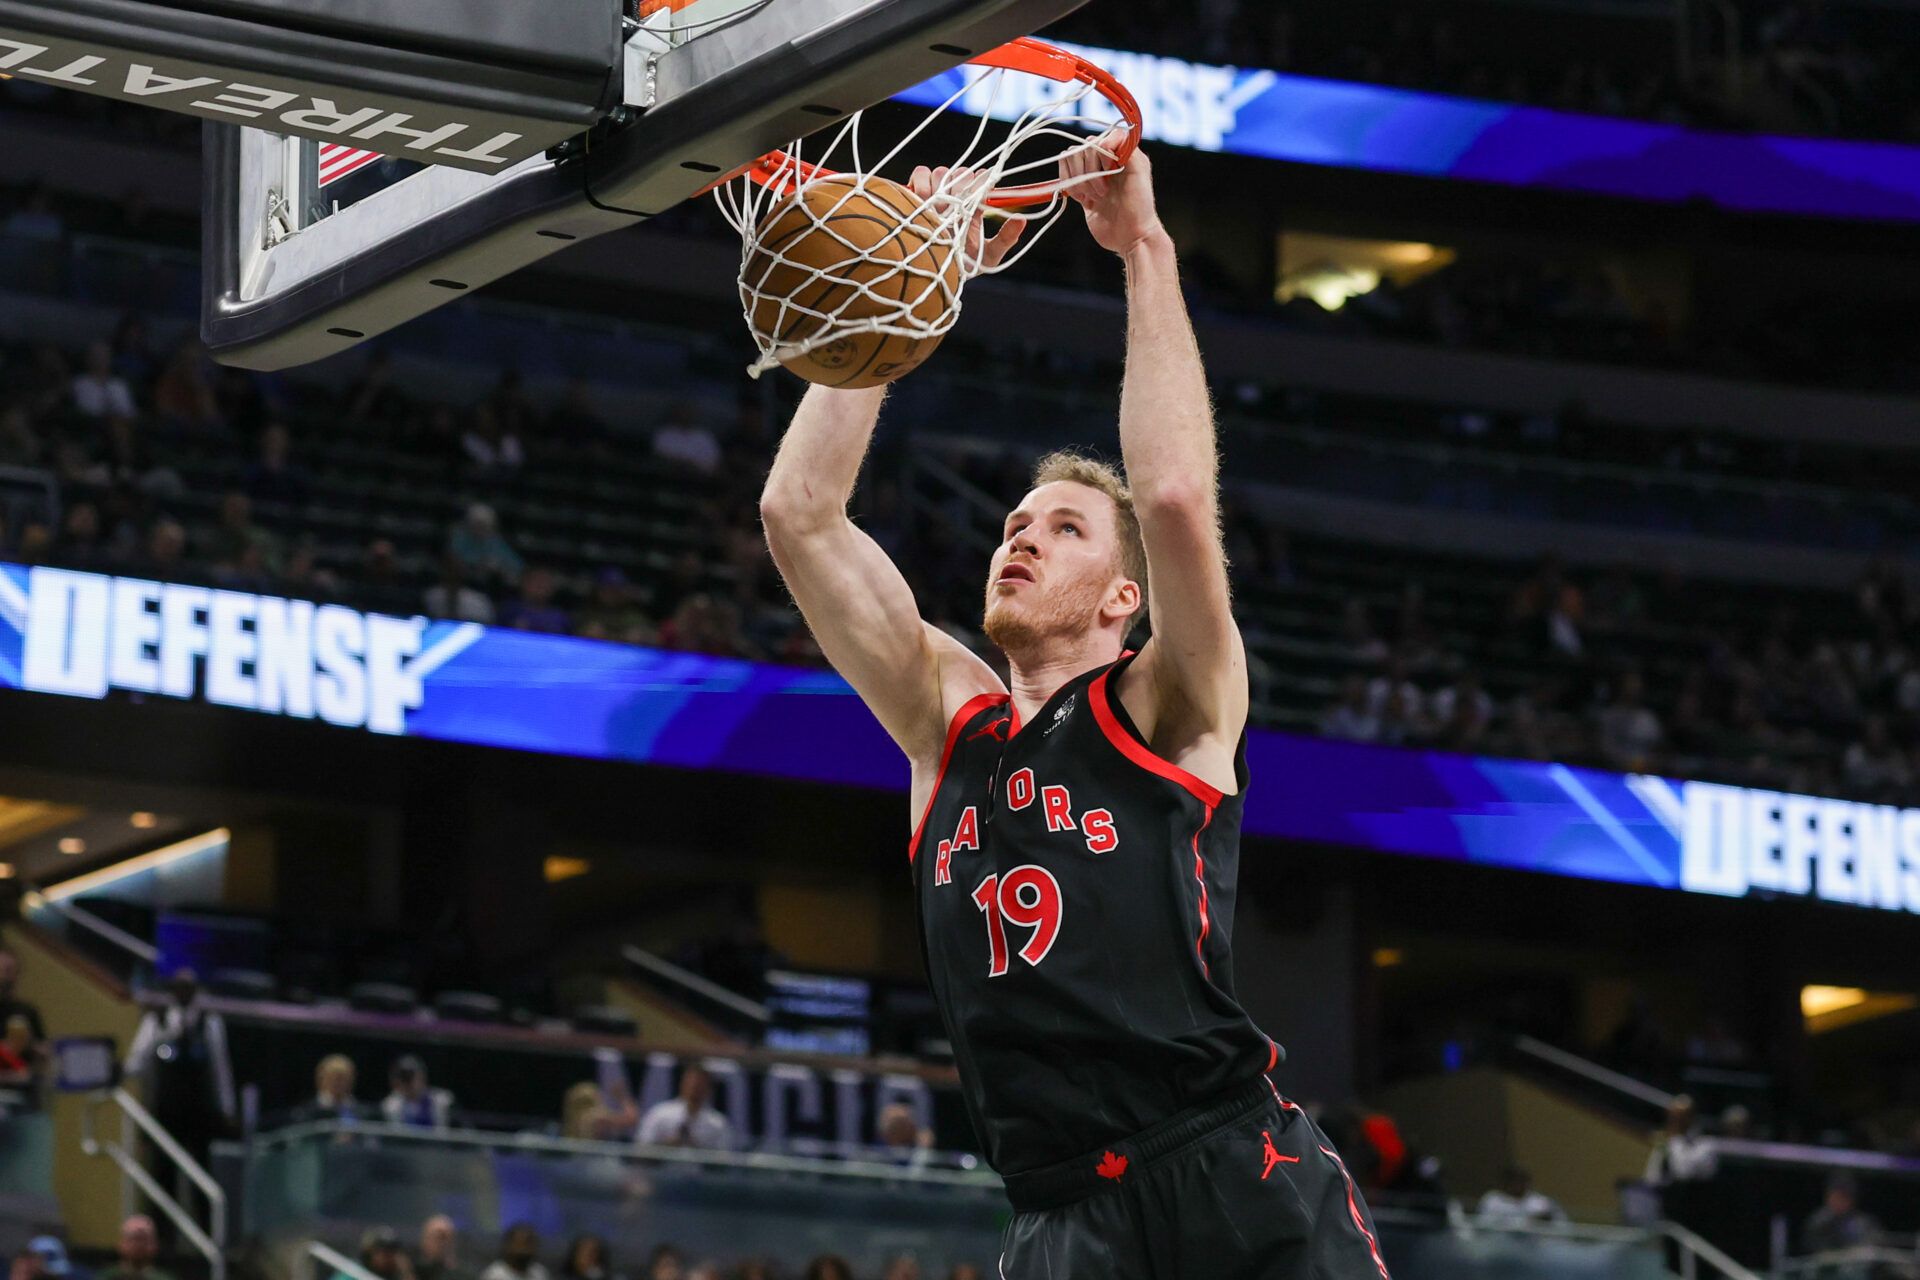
759, 144, 1390, 1278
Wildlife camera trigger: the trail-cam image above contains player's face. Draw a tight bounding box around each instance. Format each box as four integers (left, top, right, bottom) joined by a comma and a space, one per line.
983, 481, 1131, 649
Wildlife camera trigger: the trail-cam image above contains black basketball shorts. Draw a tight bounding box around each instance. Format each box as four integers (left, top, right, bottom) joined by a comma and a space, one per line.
996, 1078, 1392, 1280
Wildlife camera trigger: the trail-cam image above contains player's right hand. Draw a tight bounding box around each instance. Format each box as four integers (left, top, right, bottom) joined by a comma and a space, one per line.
910, 165, 1025, 273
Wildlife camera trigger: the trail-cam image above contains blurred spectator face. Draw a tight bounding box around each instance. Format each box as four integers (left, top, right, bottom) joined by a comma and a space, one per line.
167, 969, 199, 1006
366, 539, 397, 577
947, 1268, 983, 1280
646, 1246, 683, 1280
317, 1055, 355, 1100
17, 523, 53, 562
879, 1104, 919, 1149
1825, 1180, 1856, 1217
466, 504, 497, 537
566, 1238, 604, 1275
522, 568, 555, 606
882, 1257, 920, 1280
500, 1226, 539, 1270
420, 1217, 457, 1264
392, 1056, 427, 1099
5, 1017, 33, 1057
11, 1250, 44, 1280
220, 491, 252, 529
149, 520, 186, 566
802, 1261, 849, 1280
678, 1065, 712, 1111
64, 502, 100, 544
261, 423, 291, 464
1666, 1096, 1696, 1134
119, 1216, 158, 1266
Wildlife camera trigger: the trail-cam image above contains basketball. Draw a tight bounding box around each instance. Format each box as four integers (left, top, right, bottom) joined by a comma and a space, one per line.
742, 175, 961, 388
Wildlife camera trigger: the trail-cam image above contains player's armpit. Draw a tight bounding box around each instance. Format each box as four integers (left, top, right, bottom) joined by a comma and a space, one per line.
762, 512, 990, 765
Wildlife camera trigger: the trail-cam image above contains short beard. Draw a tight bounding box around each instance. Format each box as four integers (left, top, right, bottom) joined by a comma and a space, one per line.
981, 575, 1106, 658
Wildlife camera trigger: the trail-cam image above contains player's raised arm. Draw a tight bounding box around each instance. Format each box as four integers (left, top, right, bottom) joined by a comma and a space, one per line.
759, 385, 998, 764
1064, 142, 1249, 738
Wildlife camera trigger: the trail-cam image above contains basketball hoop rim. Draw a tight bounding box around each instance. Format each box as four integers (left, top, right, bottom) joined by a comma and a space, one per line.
740, 37, 1141, 209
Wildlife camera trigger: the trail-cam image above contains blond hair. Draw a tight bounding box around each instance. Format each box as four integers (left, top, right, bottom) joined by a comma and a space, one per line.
1029, 449, 1148, 621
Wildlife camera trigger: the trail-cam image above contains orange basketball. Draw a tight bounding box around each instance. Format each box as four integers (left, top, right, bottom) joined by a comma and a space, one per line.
742, 176, 961, 388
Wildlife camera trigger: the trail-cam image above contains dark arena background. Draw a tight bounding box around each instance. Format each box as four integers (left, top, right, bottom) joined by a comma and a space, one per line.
3, 0, 1920, 1277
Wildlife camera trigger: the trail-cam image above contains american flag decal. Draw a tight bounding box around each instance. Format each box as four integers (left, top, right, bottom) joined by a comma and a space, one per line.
318, 144, 384, 188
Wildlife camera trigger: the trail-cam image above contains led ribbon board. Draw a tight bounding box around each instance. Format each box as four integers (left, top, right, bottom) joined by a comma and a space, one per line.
894, 42, 1920, 222
5, 563, 1918, 913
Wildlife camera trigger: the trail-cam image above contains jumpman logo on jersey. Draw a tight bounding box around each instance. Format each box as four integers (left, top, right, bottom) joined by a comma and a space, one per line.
1260, 1131, 1300, 1180
967, 717, 1010, 742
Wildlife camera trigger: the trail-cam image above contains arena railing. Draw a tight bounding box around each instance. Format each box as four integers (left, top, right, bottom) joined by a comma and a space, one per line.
80, 1087, 227, 1280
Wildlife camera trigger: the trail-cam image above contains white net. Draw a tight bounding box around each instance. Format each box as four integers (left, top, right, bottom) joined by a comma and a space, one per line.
716, 58, 1132, 379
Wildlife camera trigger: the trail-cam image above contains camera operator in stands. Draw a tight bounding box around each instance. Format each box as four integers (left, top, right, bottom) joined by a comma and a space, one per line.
1801, 1173, 1884, 1280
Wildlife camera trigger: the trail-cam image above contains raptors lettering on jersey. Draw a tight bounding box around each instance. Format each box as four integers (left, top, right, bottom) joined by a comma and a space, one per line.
909, 649, 1278, 1176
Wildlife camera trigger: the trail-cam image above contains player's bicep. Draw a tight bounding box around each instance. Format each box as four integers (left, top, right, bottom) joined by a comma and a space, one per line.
1137, 493, 1247, 728
764, 516, 947, 758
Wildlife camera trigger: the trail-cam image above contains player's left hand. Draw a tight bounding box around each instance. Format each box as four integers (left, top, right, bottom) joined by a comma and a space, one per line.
1062, 132, 1165, 257
909, 165, 1025, 272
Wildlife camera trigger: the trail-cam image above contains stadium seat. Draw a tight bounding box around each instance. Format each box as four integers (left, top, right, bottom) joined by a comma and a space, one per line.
570, 1005, 639, 1037
432, 991, 504, 1024
206, 967, 277, 1001
348, 982, 421, 1015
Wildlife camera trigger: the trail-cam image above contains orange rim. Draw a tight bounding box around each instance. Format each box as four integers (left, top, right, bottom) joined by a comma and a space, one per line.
741, 37, 1141, 209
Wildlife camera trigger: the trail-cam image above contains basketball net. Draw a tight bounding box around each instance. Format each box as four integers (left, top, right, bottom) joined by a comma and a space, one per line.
716, 48, 1135, 379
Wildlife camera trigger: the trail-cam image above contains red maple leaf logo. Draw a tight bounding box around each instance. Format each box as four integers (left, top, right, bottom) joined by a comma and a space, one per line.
1094, 1151, 1128, 1181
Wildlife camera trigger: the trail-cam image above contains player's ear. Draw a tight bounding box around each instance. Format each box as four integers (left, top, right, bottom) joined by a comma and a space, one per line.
1106, 577, 1142, 623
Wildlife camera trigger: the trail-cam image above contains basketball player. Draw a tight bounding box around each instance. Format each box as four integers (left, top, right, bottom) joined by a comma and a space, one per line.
759, 144, 1390, 1278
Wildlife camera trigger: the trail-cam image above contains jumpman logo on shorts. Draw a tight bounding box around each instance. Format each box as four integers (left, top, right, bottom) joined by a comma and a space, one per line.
1260, 1130, 1300, 1180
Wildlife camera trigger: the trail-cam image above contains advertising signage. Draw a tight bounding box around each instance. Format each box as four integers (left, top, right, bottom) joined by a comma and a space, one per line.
6, 563, 1916, 915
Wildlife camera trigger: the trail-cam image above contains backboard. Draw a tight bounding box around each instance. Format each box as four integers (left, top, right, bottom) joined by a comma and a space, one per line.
183, 0, 1089, 370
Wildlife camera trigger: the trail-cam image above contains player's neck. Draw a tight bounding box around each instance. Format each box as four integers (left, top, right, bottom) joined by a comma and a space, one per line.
1004, 639, 1123, 725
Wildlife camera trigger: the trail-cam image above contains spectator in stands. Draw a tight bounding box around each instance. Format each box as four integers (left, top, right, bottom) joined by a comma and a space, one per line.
877, 1102, 934, 1170
151, 342, 223, 435
0, 948, 46, 1048
415, 1216, 464, 1280
208, 491, 282, 578
642, 1247, 683, 1280
0, 405, 40, 468
354, 1228, 413, 1280
382, 1055, 455, 1129
1645, 1095, 1717, 1186
11, 1249, 44, 1280
499, 567, 570, 634
1596, 671, 1663, 770
244, 422, 310, 508
637, 1064, 734, 1150
447, 503, 523, 587
548, 379, 608, 451
1475, 1165, 1568, 1226
24, 1239, 78, 1280
478, 1226, 546, 1280
1429, 672, 1493, 752
652, 403, 721, 475
71, 341, 136, 420
291, 1054, 364, 1125
1337, 600, 1389, 665
0, 1015, 43, 1102
1843, 716, 1910, 799
946, 1267, 983, 1280
424, 555, 496, 626
98, 1216, 173, 1280
575, 569, 656, 646
799, 1260, 850, 1280
1510, 556, 1584, 657
1801, 1172, 1881, 1260
124, 969, 234, 1172
881, 1257, 920, 1280
560, 1236, 620, 1280
461, 404, 525, 479
136, 518, 188, 579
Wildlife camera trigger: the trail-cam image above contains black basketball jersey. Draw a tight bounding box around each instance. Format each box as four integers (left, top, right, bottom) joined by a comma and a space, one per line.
910, 649, 1279, 1176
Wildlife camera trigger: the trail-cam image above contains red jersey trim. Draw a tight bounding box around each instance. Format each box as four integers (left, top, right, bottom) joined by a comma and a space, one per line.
1191, 805, 1217, 978
908, 692, 1008, 865
1087, 665, 1228, 808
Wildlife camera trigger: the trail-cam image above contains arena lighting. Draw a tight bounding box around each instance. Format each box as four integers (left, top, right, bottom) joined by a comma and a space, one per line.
0, 865, 13, 880
57, 837, 85, 855
1802, 986, 1868, 1018
129, 812, 158, 829
41, 828, 229, 903
1371, 948, 1405, 968
544, 856, 592, 883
